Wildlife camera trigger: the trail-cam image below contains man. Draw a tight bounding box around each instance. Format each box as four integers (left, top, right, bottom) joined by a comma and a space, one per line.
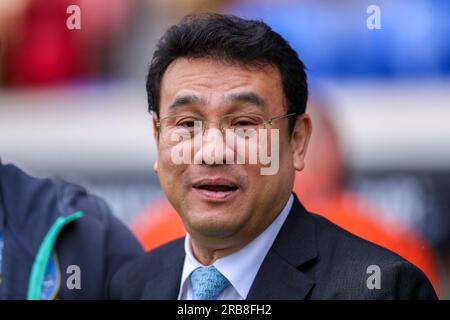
110, 13, 437, 299
0, 161, 143, 299
131, 100, 441, 294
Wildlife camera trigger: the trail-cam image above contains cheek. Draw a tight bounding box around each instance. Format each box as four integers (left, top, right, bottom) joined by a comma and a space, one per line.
159, 145, 183, 167
157, 149, 186, 187
283, 145, 294, 167
281, 143, 295, 176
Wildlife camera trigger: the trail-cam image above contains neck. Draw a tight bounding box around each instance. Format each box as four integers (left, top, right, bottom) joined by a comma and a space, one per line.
188, 193, 293, 265
189, 236, 249, 265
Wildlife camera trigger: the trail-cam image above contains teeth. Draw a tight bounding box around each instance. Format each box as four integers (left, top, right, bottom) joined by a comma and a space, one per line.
196, 185, 236, 192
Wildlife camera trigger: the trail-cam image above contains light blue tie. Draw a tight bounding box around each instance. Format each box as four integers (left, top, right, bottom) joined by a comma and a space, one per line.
190, 266, 230, 300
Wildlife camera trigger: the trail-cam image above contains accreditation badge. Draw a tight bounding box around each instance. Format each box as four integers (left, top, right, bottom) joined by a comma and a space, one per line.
40, 251, 61, 300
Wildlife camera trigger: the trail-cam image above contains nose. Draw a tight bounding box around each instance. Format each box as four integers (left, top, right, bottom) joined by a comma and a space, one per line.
193, 126, 235, 165
201, 127, 225, 165
202, 120, 224, 134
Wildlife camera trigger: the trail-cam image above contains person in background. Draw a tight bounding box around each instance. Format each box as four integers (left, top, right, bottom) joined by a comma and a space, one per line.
0, 160, 143, 299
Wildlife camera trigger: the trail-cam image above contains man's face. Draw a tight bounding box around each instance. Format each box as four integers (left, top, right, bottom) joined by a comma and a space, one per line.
154, 58, 310, 249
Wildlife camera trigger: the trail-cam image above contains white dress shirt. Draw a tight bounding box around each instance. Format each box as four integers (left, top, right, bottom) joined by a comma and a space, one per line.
178, 194, 294, 300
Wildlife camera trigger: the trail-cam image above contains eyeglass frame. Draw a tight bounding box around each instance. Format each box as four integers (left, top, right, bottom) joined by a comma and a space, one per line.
155, 112, 297, 138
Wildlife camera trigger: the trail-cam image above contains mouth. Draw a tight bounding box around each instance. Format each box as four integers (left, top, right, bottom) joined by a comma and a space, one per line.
192, 178, 239, 202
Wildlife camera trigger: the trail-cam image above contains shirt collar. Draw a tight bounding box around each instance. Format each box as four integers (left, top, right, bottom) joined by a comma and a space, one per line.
179, 194, 293, 299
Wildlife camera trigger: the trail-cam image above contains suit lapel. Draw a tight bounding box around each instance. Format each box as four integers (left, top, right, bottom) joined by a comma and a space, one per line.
246, 250, 315, 299
247, 194, 317, 300
141, 239, 186, 300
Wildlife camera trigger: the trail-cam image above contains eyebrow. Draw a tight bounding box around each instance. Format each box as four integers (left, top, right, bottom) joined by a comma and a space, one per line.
169, 94, 205, 109
168, 91, 266, 110
224, 92, 266, 108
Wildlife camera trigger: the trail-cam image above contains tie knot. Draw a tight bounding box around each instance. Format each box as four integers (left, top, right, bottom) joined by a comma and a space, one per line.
190, 266, 230, 300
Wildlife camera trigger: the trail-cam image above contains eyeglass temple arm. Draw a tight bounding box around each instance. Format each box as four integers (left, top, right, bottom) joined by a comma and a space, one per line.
266, 112, 297, 125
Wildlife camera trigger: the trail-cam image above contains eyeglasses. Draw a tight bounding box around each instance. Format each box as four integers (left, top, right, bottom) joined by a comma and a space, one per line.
155, 112, 296, 146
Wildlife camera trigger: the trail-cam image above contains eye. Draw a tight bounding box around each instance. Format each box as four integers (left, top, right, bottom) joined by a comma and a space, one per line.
231, 116, 261, 127
176, 118, 201, 128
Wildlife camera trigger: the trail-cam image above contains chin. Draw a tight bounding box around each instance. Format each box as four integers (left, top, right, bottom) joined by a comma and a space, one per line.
186, 212, 243, 239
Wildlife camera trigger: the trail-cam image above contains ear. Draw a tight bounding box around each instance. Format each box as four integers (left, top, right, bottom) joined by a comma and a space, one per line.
152, 116, 160, 145
152, 116, 160, 173
291, 113, 312, 172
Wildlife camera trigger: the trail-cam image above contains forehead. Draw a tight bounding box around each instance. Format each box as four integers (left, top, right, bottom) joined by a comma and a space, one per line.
159, 58, 286, 114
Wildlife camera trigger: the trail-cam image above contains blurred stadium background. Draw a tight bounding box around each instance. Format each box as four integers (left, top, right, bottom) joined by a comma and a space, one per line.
0, 0, 449, 298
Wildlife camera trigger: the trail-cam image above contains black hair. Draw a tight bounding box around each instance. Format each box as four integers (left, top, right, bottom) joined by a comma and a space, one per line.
146, 13, 308, 132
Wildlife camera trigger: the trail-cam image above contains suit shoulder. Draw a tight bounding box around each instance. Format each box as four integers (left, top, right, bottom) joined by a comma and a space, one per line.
109, 237, 185, 299
308, 212, 437, 299
310, 212, 408, 263
116, 237, 184, 276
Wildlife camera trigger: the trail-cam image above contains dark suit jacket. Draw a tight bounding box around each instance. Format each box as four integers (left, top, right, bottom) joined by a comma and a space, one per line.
110, 194, 437, 300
